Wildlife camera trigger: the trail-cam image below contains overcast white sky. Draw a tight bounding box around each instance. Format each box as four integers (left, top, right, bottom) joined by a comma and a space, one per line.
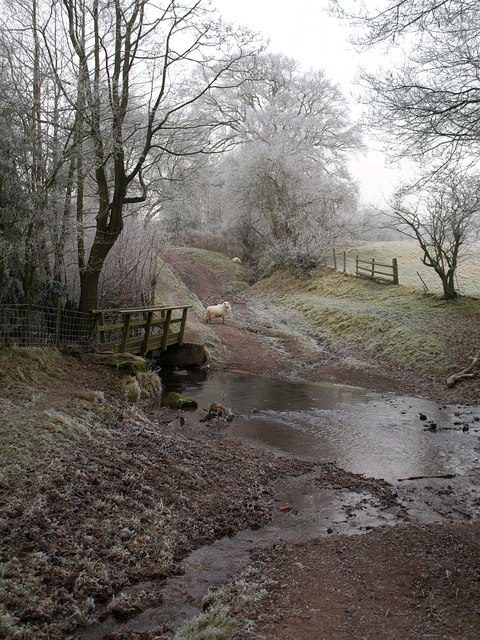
213, 0, 404, 206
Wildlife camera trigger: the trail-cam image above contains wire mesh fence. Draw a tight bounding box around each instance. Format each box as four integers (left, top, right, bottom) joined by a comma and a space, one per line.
0, 303, 97, 349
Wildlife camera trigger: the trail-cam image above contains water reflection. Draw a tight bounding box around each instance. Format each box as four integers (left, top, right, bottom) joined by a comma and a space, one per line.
160, 369, 480, 482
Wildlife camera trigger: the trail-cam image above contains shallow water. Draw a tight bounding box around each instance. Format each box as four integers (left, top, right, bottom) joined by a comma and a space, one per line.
78, 370, 480, 639
161, 369, 480, 482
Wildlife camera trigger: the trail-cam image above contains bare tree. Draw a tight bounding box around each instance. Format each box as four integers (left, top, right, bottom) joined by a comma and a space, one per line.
389, 172, 480, 299
331, 0, 480, 169
35, 0, 259, 311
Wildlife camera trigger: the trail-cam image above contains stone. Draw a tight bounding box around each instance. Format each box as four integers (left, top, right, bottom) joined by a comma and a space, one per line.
161, 392, 198, 410
204, 401, 233, 422
156, 343, 208, 368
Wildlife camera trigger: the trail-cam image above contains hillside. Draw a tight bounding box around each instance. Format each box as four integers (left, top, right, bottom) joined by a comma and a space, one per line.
159, 246, 480, 402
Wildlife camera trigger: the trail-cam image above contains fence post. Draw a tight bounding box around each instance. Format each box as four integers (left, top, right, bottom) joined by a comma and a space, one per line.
333, 249, 337, 271
55, 297, 62, 346
392, 258, 399, 285
355, 255, 359, 277
371, 257, 375, 278
178, 307, 188, 346
343, 251, 346, 273
120, 313, 132, 353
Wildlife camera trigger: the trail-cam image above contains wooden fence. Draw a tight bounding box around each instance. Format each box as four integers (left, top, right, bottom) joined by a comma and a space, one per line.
92, 305, 192, 356
355, 256, 399, 285
332, 250, 399, 285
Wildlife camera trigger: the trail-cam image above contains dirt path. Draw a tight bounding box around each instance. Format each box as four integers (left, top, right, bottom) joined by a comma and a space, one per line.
252, 522, 480, 640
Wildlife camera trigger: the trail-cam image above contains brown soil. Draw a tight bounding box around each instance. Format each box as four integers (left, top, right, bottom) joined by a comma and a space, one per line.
161, 248, 480, 640
3, 249, 480, 640
0, 356, 309, 639
250, 522, 480, 640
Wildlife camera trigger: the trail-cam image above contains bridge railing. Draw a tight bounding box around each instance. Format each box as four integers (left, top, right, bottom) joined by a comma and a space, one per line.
92, 305, 192, 355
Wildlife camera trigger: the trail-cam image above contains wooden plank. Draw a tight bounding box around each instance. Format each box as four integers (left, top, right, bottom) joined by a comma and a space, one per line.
116, 305, 193, 313
92, 305, 193, 314
356, 264, 375, 272
97, 319, 166, 332
357, 274, 394, 284
166, 332, 180, 346
356, 258, 393, 269
178, 307, 188, 346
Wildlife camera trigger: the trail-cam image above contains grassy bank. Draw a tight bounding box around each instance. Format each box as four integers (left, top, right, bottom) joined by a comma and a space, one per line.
0, 348, 302, 639
253, 268, 480, 375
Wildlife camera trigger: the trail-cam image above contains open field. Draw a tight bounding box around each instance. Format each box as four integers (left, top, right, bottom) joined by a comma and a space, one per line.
332, 240, 480, 298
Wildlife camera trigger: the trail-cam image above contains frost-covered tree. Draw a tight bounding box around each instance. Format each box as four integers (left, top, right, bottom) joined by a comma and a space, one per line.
389, 172, 480, 299
217, 54, 361, 263
331, 0, 480, 170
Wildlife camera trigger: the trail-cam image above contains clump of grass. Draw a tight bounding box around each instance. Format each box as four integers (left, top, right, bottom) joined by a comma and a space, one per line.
0, 347, 71, 401
175, 567, 272, 640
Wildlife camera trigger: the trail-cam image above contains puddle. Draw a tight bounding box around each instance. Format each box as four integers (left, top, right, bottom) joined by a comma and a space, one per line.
77, 370, 480, 639
160, 370, 480, 482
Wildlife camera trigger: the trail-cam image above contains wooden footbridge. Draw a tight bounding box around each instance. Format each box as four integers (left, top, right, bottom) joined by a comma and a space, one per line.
92, 305, 192, 356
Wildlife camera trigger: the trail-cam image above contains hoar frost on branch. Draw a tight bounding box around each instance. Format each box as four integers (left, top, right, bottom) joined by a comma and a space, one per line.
0, 0, 262, 310
331, 0, 480, 169
204, 54, 362, 266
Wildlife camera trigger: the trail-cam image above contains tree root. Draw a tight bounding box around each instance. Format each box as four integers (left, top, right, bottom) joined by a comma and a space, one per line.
446, 350, 480, 388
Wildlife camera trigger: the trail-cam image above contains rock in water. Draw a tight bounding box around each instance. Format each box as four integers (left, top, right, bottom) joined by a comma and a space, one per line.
161, 392, 198, 409
205, 401, 233, 422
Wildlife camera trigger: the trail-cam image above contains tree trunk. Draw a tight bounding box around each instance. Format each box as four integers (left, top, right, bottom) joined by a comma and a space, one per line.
79, 269, 101, 312
441, 271, 457, 300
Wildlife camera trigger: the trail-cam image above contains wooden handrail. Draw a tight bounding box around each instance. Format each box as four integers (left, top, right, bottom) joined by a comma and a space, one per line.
92, 305, 193, 314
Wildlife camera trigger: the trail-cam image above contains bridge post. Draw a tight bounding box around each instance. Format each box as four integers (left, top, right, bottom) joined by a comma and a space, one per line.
178, 307, 188, 346
120, 313, 132, 352
161, 309, 172, 351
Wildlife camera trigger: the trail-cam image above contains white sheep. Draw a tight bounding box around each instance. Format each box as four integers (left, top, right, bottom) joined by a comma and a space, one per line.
232, 257, 242, 264
205, 301, 232, 324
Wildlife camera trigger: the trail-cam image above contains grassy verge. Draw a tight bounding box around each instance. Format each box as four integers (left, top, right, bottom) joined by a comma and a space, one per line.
170, 247, 250, 288
253, 268, 480, 374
